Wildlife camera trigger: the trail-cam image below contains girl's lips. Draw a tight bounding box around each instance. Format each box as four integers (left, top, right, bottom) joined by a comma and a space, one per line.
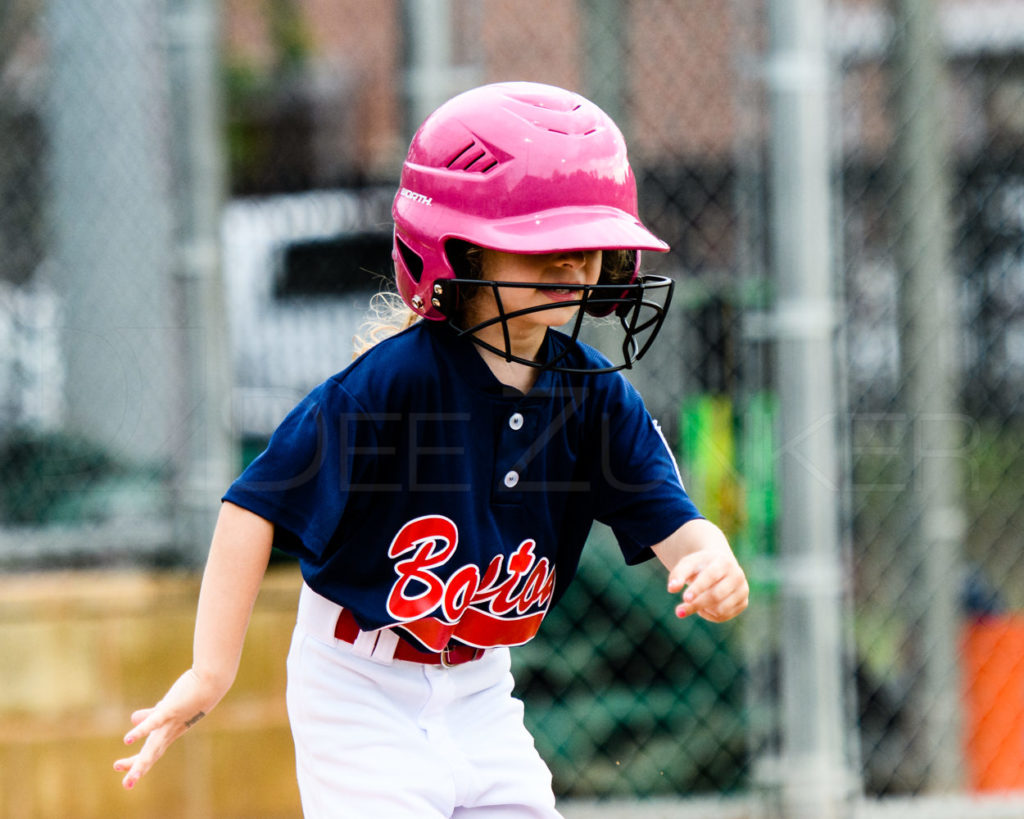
542, 287, 583, 302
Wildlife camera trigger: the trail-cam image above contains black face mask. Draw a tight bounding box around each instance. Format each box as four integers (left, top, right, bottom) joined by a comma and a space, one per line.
431, 275, 675, 374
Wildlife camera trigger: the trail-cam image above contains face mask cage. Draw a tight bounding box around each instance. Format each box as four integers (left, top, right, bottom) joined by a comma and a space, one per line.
430, 275, 675, 373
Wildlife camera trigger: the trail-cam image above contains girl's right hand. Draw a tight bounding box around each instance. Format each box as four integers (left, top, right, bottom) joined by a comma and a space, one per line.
113, 669, 221, 790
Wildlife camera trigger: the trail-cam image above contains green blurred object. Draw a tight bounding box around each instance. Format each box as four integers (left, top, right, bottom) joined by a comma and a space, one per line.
680, 392, 777, 584
735, 392, 778, 570
0, 430, 121, 524
679, 394, 742, 535
0, 430, 171, 526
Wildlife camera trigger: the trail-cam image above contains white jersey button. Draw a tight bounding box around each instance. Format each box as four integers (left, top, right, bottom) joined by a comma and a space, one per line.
503, 470, 520, 488
509, 412, 524, 430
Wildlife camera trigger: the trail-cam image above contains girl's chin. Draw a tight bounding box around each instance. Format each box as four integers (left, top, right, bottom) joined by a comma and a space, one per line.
532, 308, 582, 327
497, 304, 583, 333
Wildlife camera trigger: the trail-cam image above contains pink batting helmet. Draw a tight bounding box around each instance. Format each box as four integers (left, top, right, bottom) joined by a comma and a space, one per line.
391, 81, 669, 321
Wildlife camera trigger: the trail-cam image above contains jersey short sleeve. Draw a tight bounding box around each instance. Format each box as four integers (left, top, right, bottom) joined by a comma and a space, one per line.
223, 379, 376, 562
589, 373, 702, 563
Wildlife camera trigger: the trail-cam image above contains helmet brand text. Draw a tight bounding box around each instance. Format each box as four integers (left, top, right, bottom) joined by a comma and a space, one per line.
400, 187, 433, 206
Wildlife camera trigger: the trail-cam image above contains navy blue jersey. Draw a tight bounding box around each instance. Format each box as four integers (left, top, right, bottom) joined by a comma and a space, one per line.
224, 321, 701, 650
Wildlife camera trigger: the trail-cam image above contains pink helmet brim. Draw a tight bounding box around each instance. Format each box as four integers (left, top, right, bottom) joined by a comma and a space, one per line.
448, 205, 669, 255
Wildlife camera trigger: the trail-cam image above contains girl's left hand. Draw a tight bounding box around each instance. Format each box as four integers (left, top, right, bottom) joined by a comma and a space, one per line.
667, 548, 749, 623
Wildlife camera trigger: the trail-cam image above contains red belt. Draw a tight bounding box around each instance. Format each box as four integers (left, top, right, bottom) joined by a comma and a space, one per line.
334, 608, 484, 667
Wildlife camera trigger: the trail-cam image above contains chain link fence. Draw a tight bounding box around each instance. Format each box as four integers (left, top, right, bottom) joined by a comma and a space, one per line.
2, 0, 1024, 815
838, 0, 1024, 801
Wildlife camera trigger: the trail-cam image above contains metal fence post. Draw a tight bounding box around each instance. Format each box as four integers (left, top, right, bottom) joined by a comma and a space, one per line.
165, 0, 237, 562
890, 0, 966, 792
44, 0, 177, 467
767, 0, 857, 815
405, 0, 456, 139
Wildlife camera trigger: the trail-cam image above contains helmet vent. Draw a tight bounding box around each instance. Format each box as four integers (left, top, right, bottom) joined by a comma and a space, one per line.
395, 236, 424, 283
446, 140, 499, 173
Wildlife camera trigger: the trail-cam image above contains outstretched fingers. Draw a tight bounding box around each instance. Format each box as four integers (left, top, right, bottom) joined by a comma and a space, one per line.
114, 705, 184, 789
113, 670, 213, 790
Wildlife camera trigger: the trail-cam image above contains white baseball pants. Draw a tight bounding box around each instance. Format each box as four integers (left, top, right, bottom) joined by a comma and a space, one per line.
286, 583, 562, 818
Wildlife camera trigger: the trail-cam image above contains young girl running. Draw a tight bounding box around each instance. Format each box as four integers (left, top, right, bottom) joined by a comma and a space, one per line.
114, 81, 749, 818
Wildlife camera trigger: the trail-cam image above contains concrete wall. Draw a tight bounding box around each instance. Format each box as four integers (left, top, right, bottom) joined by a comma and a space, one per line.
0, 566, 303, 818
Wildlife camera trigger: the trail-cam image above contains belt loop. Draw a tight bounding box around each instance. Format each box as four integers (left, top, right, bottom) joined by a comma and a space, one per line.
369, 629, 400, 664
349, 628, 380, 658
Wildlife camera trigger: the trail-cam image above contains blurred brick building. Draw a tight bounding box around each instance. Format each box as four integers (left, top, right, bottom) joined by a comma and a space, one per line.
220, 0, 742, 192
